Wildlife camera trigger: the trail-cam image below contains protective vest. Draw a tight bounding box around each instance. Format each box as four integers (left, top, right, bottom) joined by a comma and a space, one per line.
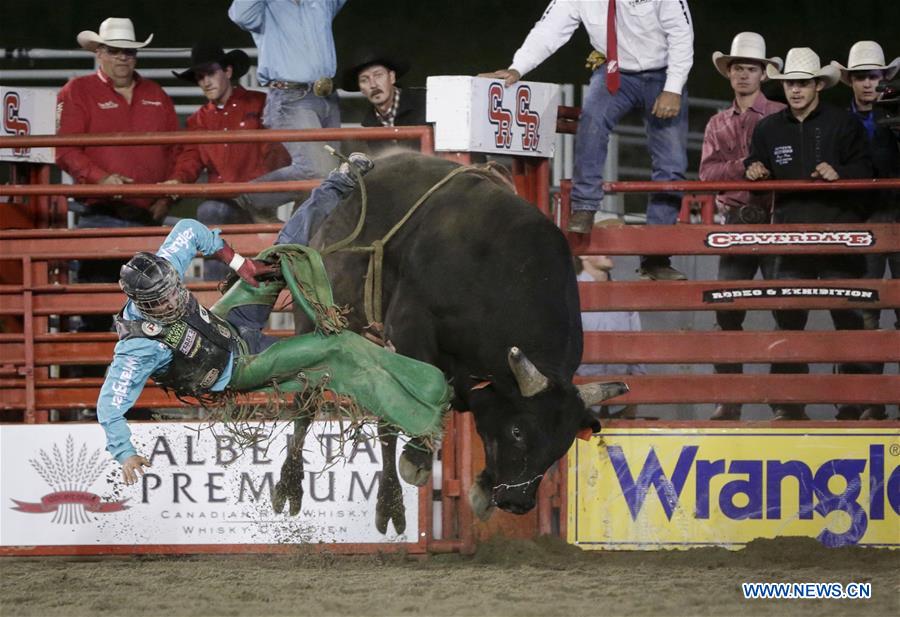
114, 295, 236, 396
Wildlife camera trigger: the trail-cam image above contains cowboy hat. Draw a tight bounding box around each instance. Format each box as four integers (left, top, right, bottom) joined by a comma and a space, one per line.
173, 43, 250, 82
831, 41, 900, 85
77, 17, 153, 52
712, 32, 783, 78
766, 47, 840, 89
341, 49, 410, 92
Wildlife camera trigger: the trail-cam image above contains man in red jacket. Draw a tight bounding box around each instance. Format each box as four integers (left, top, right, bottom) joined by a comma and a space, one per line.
56, 17, 178, 335
165, 43, 294, 280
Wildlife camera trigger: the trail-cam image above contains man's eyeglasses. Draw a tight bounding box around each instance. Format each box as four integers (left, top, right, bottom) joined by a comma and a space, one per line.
101, 46, 138, 59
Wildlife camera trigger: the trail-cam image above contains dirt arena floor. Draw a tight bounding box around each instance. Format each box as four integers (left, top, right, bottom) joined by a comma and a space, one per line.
1, 536, 897, 617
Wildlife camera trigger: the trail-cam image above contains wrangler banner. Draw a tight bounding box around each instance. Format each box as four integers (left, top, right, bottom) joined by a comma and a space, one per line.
568, 427, 900, 550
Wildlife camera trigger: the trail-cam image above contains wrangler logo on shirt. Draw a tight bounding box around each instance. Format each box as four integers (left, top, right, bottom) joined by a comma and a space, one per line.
111, 356, 139, 409
97, 101, 118, 110
157, 227, 195, 260
141, 99, 162, 107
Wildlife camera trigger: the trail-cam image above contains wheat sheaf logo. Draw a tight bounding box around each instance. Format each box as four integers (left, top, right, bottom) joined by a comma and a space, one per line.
11, 435, 129, 524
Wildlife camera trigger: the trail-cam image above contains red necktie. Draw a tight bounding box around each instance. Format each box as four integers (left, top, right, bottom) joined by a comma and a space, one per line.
606, 0, 620, 94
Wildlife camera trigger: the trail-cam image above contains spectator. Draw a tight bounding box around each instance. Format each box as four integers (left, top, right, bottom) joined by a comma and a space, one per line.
229, 0, 346, 181
341, 49, 427, 154
700, 32, 785, 420
481, 0, 694, 280
744, 47, 874, 421
56, 17, 177, 336
166, 42, 294, 281
833, 40, 900, 420
574, 248, 645, 419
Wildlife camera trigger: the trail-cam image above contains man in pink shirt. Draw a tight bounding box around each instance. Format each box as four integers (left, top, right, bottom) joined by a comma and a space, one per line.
55, 18, 178, 338
700, 33, 785, 420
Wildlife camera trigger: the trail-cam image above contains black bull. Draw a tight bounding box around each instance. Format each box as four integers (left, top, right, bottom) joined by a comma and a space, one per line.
271, 153, 627, 531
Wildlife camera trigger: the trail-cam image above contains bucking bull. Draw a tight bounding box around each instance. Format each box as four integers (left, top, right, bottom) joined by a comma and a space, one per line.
271, 152, 627, 531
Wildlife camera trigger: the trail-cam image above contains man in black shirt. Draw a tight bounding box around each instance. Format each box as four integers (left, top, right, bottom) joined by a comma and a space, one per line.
342, 50, 426, 154
745, 47, 874, 421
833, 41, 900, 420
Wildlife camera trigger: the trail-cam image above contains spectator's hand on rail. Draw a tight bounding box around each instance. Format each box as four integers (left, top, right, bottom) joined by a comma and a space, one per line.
100, 173, 133, 200
122, 455, 151, 485
478, 69, 521, 87
651, 92, 682, 120
149, 198, 171, 222
811, 162, 839, 181
214, 242, 276, 287
160, 179, 181, 200
745, 162, 770, 181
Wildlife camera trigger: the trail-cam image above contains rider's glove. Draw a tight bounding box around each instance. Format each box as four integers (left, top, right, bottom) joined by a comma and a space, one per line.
213, 242, 275, 287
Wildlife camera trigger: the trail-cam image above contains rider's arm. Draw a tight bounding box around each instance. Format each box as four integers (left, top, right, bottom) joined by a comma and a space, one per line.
155, 218, 225, 277
96, 338, 170, 464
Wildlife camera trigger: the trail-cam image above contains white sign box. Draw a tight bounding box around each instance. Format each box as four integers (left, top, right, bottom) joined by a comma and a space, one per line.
0, 422, 417, 546
0, 87, 56, 164
426, 76, 559, 158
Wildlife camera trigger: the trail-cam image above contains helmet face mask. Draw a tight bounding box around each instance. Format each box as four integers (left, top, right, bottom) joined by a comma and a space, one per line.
133, 284, 190, 324
119, 252, 190, 324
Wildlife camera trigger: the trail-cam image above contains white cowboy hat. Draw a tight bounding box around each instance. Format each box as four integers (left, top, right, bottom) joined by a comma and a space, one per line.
766, 47, 840, 89
76, 18, 153, 52
831, 41, 900, 85
712, 32, 783, 78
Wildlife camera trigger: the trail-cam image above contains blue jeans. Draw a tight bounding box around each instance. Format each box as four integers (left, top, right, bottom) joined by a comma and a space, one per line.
263, 89, 341, 182
573, 67, 687, 264
224, 169, 355, 334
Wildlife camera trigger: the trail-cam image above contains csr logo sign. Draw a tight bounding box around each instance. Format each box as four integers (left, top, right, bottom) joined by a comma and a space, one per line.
3, 91, 31, 156
487, 83, 540, 152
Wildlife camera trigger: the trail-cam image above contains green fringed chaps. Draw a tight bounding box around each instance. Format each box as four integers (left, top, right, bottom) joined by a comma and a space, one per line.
211, 244, 450, 438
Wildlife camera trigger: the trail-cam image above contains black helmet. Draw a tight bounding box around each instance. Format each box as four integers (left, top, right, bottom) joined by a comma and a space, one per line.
119, 252, 189, 324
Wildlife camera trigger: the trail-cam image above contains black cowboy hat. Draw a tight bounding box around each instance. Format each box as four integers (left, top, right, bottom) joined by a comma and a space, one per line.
173, 43, 250, 83
341, 49, 410, 92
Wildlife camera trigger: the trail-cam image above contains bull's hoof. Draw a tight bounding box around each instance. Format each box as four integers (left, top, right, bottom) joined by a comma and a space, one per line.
399, 452, 432, 487
376, 477, 407, 535
272, 479, 303, 517
468, 483, 496, 521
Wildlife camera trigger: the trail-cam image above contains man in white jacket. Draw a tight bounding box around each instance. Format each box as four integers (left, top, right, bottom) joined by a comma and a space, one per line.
482, 0, 694, 280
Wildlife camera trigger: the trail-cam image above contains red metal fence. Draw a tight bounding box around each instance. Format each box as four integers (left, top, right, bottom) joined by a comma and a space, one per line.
1, 123, 899, 555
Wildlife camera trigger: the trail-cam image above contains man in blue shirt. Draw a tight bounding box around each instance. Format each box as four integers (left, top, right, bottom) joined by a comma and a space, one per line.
229, 0, 347, 181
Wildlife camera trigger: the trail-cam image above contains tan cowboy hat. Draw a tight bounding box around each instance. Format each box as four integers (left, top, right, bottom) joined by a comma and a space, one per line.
766, 47, 840, 89
77, 18, 153, 52
712, 32, 783, 78
831, 41, 900, 85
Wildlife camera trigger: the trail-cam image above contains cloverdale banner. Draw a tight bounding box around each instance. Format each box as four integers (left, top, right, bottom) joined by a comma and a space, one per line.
568, 427, 900, 550
1, 422, 418, 549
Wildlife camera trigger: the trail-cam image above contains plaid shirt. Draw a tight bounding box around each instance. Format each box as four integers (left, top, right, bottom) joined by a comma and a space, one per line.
375, 87, 402, 127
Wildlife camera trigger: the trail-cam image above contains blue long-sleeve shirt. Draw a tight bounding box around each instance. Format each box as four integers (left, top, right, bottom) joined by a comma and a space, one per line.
228, 0, 348, 84
97, 220, 228, 464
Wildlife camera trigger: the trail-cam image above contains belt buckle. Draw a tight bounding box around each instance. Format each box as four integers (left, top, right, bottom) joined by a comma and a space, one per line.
313, 77, 333, 97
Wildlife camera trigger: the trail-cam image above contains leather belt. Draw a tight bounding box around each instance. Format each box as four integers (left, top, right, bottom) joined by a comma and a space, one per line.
268, 77, 334, 97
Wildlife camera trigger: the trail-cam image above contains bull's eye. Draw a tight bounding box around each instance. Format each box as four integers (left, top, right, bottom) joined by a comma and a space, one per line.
511, 426, 523, 441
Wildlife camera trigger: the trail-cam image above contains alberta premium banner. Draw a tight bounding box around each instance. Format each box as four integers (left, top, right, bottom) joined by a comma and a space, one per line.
1, 422, 418, 547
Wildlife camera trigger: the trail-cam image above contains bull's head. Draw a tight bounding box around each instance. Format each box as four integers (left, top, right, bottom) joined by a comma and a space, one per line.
469, 347, 628, 518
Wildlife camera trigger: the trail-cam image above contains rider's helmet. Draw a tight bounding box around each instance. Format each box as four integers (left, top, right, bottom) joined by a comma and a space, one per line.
119, 252, 189, 324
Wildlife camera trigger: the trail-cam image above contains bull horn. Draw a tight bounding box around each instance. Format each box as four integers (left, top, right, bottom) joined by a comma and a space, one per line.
508, 347, 550, 397
577, 381, 629, 407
